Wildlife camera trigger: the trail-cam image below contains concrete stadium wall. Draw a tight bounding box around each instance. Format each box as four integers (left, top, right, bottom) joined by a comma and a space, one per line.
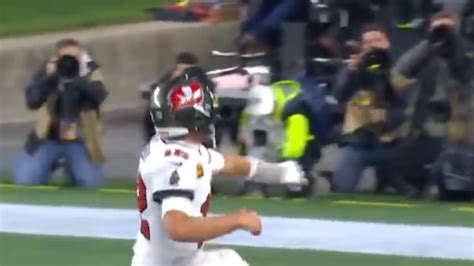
0, 22, 238, 123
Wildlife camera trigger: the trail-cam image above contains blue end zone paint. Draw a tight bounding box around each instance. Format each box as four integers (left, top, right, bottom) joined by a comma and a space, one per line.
0, 203, 472, 261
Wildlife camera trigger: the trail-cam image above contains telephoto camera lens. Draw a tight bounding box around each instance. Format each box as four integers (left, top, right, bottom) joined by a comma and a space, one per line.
429, 25, 456, 55
360, 48, 391, 75
56, 55, 80, 79
358, 48, 391, 89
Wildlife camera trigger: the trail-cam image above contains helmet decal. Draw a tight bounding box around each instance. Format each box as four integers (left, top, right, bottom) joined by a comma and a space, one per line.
152, 76, 215, 141
169, 82, 203, 113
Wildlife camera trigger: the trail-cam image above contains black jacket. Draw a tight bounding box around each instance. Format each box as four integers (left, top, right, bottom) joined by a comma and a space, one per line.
25, 60, 107, 112
24, 59, 107, 156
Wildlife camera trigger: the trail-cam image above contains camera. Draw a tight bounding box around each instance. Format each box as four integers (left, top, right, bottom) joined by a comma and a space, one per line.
359, 48, 391, 74
55, 55, 82, 122
56, 55, 80, 79
428, 24, 456, 57
358, 48, 391, 88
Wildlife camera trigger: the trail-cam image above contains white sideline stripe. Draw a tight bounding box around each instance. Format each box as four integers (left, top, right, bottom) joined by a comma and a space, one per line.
0, 203, 472, 261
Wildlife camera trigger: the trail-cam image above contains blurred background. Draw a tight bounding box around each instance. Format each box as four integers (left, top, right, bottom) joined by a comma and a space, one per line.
0, 1, 473, 265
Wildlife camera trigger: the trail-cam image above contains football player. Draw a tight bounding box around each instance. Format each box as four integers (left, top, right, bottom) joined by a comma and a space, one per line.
131, 70, 306, 266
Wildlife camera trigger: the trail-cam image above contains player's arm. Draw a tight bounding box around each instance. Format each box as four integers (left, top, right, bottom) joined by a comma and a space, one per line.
163, 206, 260, 242
207, 149, 306, 185
217, 153, 251, 177
154, 161, 260, 243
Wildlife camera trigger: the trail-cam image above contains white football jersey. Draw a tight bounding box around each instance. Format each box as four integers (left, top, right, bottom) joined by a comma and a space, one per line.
131, 136, 225, 266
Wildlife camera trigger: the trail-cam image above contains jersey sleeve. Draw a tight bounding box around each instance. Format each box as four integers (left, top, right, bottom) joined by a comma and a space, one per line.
207, 148, 225, 174
152, 160, 198, 205
161, 196, 194, 218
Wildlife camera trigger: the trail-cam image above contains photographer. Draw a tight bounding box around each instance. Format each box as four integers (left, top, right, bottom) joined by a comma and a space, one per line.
331, 26, 410, 194
393, 11, 472, 85
333, 24, 391, 104
13, 39, 108, 187
390, 11, 473, 193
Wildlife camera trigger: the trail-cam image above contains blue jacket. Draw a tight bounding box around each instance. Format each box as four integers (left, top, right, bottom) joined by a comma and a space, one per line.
283, 76, 333, 144
241, 0, 309, 47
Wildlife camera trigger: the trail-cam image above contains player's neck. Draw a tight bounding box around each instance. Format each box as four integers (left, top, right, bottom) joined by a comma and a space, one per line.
183, 134, 202, 146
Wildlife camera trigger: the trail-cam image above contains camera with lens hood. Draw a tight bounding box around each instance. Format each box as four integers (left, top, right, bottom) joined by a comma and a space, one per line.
357, 48, 391, 89
56, 54, 80, 79
55, 55, 83, 122
428, 24, 457, 57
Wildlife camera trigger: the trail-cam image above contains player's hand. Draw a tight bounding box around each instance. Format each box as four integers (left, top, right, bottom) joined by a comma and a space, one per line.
237, 208, 262, 236
278, 161, 308, 187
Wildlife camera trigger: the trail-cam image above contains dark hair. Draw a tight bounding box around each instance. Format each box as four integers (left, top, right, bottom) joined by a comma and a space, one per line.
55, 38, 81, 51
361, 24, 388, 38
176, 52, 198, 65
430, 10, 458, 25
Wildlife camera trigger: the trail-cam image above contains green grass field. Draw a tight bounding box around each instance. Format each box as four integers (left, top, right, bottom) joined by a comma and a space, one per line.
2, 233, 470, 266
0, 0, 170, 37
0, 184, 473, 266
1, 183, 472, 226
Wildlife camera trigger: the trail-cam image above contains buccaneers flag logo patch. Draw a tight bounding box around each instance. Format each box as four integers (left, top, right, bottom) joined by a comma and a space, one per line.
169, 83, 203, 113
